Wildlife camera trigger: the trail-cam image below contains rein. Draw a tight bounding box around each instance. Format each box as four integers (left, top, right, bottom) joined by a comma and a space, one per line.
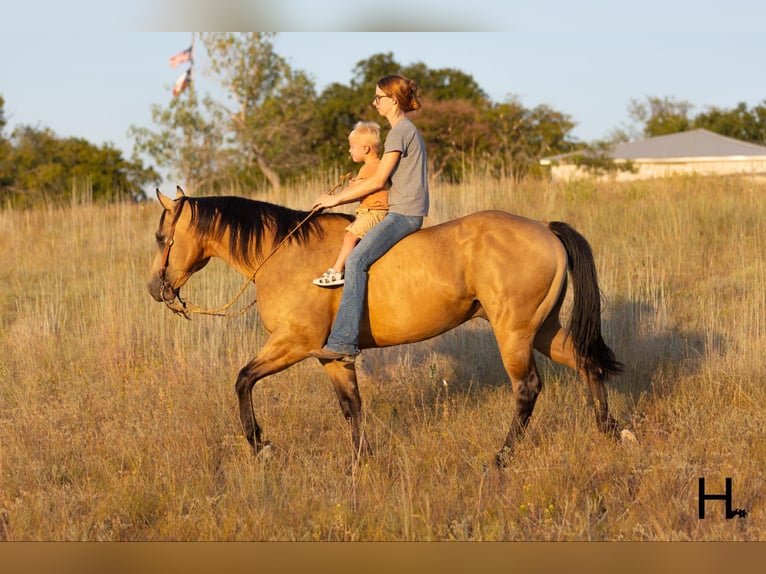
159, 173, 352, 320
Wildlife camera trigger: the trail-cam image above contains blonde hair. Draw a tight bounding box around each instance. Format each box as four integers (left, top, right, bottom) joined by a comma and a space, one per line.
377, 74, 422, 113
349, 121, 382, 151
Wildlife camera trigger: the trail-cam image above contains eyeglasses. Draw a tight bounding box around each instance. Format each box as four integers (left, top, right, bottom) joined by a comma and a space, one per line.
373, 94, 393, 104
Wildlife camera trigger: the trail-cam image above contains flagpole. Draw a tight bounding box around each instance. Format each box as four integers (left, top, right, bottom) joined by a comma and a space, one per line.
189, 32, 195, 92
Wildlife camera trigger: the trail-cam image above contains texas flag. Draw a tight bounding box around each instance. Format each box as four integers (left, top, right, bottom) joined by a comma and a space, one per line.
172, 68, 192, 96
170, 46, 192, 68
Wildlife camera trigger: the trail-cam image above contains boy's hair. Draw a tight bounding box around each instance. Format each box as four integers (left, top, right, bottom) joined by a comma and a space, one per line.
349, 121, 381, 151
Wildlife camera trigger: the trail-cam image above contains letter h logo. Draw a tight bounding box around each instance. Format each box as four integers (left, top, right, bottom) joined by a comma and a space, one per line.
698, 478, 748, 519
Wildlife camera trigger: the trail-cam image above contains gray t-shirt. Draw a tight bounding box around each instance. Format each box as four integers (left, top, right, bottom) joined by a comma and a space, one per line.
383, 117, 429, 217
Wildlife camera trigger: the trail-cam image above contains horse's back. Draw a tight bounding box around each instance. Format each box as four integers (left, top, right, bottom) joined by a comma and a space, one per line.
376, 210, 563, 285
362, 210, 567, 346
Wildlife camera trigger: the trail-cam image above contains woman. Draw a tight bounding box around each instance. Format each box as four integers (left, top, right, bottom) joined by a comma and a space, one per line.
310, 74, 429, 361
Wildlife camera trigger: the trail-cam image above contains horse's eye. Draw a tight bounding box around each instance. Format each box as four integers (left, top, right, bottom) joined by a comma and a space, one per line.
155, 232, 165, 244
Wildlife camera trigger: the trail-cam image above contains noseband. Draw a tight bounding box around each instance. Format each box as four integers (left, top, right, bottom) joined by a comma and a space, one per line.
157, 196, 190, 317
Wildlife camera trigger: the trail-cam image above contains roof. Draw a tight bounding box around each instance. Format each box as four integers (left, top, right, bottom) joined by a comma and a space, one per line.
610, 129, 766, 159
542, 129, 766, 163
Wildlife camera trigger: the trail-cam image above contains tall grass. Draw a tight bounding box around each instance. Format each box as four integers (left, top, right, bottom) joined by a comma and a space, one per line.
0, 175, 763, 540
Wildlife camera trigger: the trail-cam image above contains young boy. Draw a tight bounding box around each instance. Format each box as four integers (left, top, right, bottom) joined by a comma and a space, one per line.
313, 121, 389, 287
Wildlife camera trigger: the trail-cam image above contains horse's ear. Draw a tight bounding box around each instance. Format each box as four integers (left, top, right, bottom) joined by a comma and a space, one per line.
156, 188, 176, 210
175, 186, 185, 199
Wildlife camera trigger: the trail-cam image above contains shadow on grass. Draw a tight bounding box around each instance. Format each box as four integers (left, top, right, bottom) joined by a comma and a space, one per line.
358, 298, 727, 431
606, 299, 726, 406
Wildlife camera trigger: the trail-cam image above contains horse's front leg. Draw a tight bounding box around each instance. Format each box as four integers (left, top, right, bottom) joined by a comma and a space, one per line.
321, 359, 370, 458
235, 361, 266, 453
235, 338, 304, 454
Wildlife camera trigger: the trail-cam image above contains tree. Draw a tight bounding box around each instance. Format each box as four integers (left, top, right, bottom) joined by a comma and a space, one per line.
313, 53, 402, 170
0, 94, 6, 134
693, 100, 766, 145
628, 96, 693, 137
414, 99, 489, 181
129, 81, 226, 193
0, 95, 11, 189
1, 124, 158, 207
201, 32, 320, 192
624, 96, 766, 146
331, 55, 577, 182
485, 98, 576, 181
313, 81, 368, 170
314, 53, 501, 180
132, 44, 580, 189
403, 62, 489, 104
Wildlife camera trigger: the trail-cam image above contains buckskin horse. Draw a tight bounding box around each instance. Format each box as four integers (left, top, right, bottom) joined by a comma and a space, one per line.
147, 187, 628, 466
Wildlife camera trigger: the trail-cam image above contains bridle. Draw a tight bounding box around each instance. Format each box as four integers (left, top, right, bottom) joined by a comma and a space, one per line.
157, 173, 351, 320
157, 195, 190, 317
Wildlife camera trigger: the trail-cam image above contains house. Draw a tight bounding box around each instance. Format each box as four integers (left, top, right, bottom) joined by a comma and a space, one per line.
541, 129, 766, 181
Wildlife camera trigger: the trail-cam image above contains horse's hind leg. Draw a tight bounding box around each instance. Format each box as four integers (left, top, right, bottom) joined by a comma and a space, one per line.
493, 331, 543, 467
533, 319, 620, 436
322, 360, 370, 458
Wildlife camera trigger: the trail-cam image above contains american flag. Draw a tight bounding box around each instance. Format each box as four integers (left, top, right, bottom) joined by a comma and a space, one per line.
170, 46, 192, 68
172, 68, 192, 97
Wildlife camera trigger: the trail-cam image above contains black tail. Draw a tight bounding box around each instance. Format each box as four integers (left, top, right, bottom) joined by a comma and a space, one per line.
548, 221, 624, 381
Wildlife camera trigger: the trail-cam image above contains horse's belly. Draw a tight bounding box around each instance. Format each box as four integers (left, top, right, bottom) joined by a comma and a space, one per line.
362, 282, 475, 347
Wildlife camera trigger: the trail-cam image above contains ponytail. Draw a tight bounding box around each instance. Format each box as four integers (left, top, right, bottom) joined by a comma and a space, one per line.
378, 74, 422, 113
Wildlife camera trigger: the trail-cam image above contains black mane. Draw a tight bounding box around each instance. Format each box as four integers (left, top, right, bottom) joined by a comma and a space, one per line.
185, 196, 350, 266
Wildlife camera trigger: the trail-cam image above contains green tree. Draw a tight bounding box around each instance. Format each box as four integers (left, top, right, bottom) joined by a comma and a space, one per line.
403, 62, 489, 104
693, 100, 766, 145
1, 124, 157, 207
486, 98, 576, 181
0, 95, 11, 189
415, 99, 489, 181
331, 54, 577, 182
0, 94, 6, 134
628, 96, 693, 137
312, 53, 401, 169
313, 81, 367, 171
314, 53, 498, 179
129, 81, 226, 193
349, 52, 401, 93
201, 32, 319, 192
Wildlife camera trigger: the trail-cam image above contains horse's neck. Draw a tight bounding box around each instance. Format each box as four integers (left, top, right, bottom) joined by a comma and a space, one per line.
206, 227, 278, 280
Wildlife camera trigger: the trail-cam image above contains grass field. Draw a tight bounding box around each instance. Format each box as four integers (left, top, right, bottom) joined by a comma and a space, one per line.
0, 175, 763, 540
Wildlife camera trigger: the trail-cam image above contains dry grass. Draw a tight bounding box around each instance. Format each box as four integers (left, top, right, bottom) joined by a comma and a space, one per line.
0, 175, 763, 540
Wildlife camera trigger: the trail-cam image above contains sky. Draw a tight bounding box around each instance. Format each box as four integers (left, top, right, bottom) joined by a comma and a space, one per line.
2, 0, 765, 184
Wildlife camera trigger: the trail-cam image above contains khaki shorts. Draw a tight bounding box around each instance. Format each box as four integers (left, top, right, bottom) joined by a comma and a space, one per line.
346, 208, 388, 238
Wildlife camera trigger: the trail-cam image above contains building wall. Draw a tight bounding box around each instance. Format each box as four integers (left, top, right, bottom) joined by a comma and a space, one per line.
549, 158, 766, 182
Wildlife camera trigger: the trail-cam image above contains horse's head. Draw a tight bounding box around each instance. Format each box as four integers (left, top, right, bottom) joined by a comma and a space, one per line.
147, 187, 210, 304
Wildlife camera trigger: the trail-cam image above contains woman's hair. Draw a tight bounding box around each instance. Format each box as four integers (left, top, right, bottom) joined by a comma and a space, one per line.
349, 121, 382, 150
378, 74, 422, 113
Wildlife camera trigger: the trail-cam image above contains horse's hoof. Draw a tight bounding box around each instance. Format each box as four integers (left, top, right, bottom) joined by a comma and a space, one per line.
256, 441, 276, 460
620, 429, 638, 445
494, 446, 514, 469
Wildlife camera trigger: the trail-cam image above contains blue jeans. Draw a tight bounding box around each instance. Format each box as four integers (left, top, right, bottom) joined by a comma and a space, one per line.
324, 212, 423, 355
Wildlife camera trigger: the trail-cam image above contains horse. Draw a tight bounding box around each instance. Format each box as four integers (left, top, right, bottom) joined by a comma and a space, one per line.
147, 187, 628, 466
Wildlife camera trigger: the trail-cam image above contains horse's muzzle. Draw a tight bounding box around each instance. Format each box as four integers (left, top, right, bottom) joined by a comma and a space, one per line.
147, 275, 177, 303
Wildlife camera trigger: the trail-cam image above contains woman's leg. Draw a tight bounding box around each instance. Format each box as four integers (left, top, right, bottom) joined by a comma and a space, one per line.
323, 213, 423, 356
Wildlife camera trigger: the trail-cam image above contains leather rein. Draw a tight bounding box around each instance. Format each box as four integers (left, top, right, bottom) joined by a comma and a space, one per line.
158, 175, 351, 320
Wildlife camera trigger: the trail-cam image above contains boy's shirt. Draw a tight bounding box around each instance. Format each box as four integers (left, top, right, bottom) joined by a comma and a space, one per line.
356, 158, 389, 210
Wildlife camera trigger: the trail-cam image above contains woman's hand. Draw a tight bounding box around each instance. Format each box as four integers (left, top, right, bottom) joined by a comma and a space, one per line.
312, 193, 340, 210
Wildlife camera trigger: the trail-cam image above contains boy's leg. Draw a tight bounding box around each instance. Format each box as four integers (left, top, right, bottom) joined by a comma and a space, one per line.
332, 231, 361, 272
